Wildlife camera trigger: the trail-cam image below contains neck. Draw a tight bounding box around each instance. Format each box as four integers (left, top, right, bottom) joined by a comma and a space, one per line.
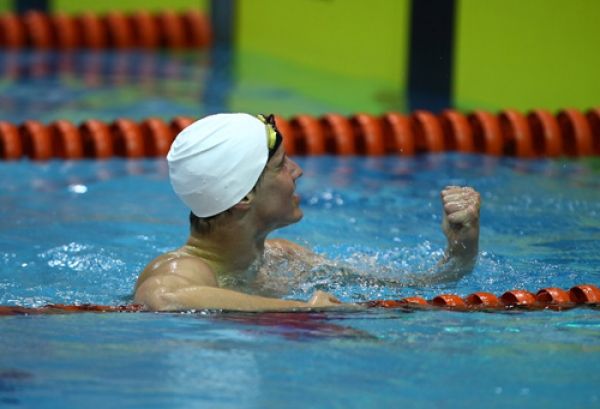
182, 213, 270, 282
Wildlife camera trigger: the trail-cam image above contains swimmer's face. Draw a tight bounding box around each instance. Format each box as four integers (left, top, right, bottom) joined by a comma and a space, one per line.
252, 144, 303, 229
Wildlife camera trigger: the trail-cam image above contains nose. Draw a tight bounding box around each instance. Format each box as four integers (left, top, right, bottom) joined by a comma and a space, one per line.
289, 157, 303, 180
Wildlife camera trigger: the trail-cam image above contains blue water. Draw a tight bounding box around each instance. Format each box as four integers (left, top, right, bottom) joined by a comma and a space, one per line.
1, 48, 600, 407
2, 155, 599, 306
1, 155, 600, 407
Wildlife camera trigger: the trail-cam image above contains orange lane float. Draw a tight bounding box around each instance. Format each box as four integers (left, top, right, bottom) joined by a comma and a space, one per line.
105, 11, 135, 49
499, 109, 535, 158
20, 120, 52, 160
112, 118, 145, 158
468, 110, 504, 156
130, 10, 160, 49
320, 113, 356, 155
170, 116, 195, 136
585, 108, 600, 155
140, 118, 173, 157
183, 9, 213, 48
1, 108, 600, 160
157, 10, 187, 49
290, 114, 326, 155
535, 287, 571, 303
0, 121, 22, 160
350, 113, 386, 155
410, 110, 445, 153
23, 10, 53, 49
0, 9, 211, 50
432, 294, 466, 307
1, 284, 598, 316
49, 119, 83, 159
500, 289, 537, 306
50, 12, 78, 49
350, 114, 385, 156
557, 108, 594, 157
438, 109, 474, 153
527, 109, 562, 157
569, 284, 600, 303
80, 119, 113, 158
380, 112, 415, 155
274, 115, 295, 155
0, 13, 26, 48
77, 12, 107, 49
465, 292, 500, 307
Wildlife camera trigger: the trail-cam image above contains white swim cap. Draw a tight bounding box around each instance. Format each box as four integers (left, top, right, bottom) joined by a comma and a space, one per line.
167, 113, 281, 217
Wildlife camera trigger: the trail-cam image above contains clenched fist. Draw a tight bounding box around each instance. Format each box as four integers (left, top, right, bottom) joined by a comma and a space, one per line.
440, 186, 481, 265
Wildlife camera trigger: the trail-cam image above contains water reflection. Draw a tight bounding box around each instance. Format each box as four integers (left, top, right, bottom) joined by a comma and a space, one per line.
163, 342, 261, 406
0, 49, 213, 123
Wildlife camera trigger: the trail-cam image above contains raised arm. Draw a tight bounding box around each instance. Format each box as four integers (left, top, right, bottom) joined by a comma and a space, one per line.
437, 186, 481, 272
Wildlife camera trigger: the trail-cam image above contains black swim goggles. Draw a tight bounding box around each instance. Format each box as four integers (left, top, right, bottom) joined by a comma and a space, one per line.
258, 114, 283, 160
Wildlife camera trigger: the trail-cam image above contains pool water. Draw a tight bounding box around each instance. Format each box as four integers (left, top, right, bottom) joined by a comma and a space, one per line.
1, 47, 599, 407
1, 154, 599, 407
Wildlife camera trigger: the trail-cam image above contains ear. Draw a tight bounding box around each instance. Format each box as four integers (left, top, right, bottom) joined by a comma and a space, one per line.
233, 191, 254, 211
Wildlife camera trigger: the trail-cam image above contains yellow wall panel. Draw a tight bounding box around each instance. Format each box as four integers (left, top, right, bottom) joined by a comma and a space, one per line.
235, 0, 411, 114
53, 0, 207, 14
454, 0, 600, 112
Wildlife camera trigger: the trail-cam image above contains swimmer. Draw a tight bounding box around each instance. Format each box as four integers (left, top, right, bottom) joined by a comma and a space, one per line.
134, 113, 481, 311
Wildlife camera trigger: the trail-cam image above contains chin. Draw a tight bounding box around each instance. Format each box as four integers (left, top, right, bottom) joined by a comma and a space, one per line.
284, 209, 303, 227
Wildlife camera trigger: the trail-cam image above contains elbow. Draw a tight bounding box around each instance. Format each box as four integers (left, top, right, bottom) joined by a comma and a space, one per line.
134, 284, 181, 312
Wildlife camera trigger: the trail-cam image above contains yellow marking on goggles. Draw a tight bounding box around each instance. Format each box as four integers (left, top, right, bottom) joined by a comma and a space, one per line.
258, 114, 278, 149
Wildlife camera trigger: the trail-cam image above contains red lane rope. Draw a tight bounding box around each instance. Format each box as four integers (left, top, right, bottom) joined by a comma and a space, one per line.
0, 9, 211, 50
557, 109, 594, 157
290, 115, 326, 155
0, 284, 598, 316
468, 110, 504, 156
0, 13, 26, 48
140, 117, 174, 157
350, 113, 386, 155
410, 110, 445, 153
20, 120, 52, 160
80, 119, 113, 158
438, 109, 474, 153
380, 112, 415, 155
1, 109, 600, 160
49, 119, 84, 159
363, 283, 600, 311
0, 121, 22, 159
527, 109, 562, 157
499, 109, 535, 158
273, 115, 295, 155
586, 108, 600, 155
321, 113, 356, 155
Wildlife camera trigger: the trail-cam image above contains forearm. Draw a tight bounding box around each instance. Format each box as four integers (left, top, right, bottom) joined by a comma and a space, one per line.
429, 233, 479, 284
438, 233, 479, 267
143, 285, 314, 312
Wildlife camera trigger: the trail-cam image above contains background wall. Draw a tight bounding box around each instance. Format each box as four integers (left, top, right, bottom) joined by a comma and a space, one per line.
454, 0, 600, 112
52, 0, 207, 14
5, 0, 600, 114
234, 0, 411, 115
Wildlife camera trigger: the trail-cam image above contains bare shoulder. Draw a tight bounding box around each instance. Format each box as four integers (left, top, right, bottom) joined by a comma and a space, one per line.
134, 249, 218, 293
265, 238, 327, 267
265, 238, 310, 256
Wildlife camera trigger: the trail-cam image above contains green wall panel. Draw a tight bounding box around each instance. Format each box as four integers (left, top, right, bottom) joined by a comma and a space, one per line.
235, 0, 411, 115
0, 0, 13, 13
454, 0, 600, 112
53, 0, 207, 14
